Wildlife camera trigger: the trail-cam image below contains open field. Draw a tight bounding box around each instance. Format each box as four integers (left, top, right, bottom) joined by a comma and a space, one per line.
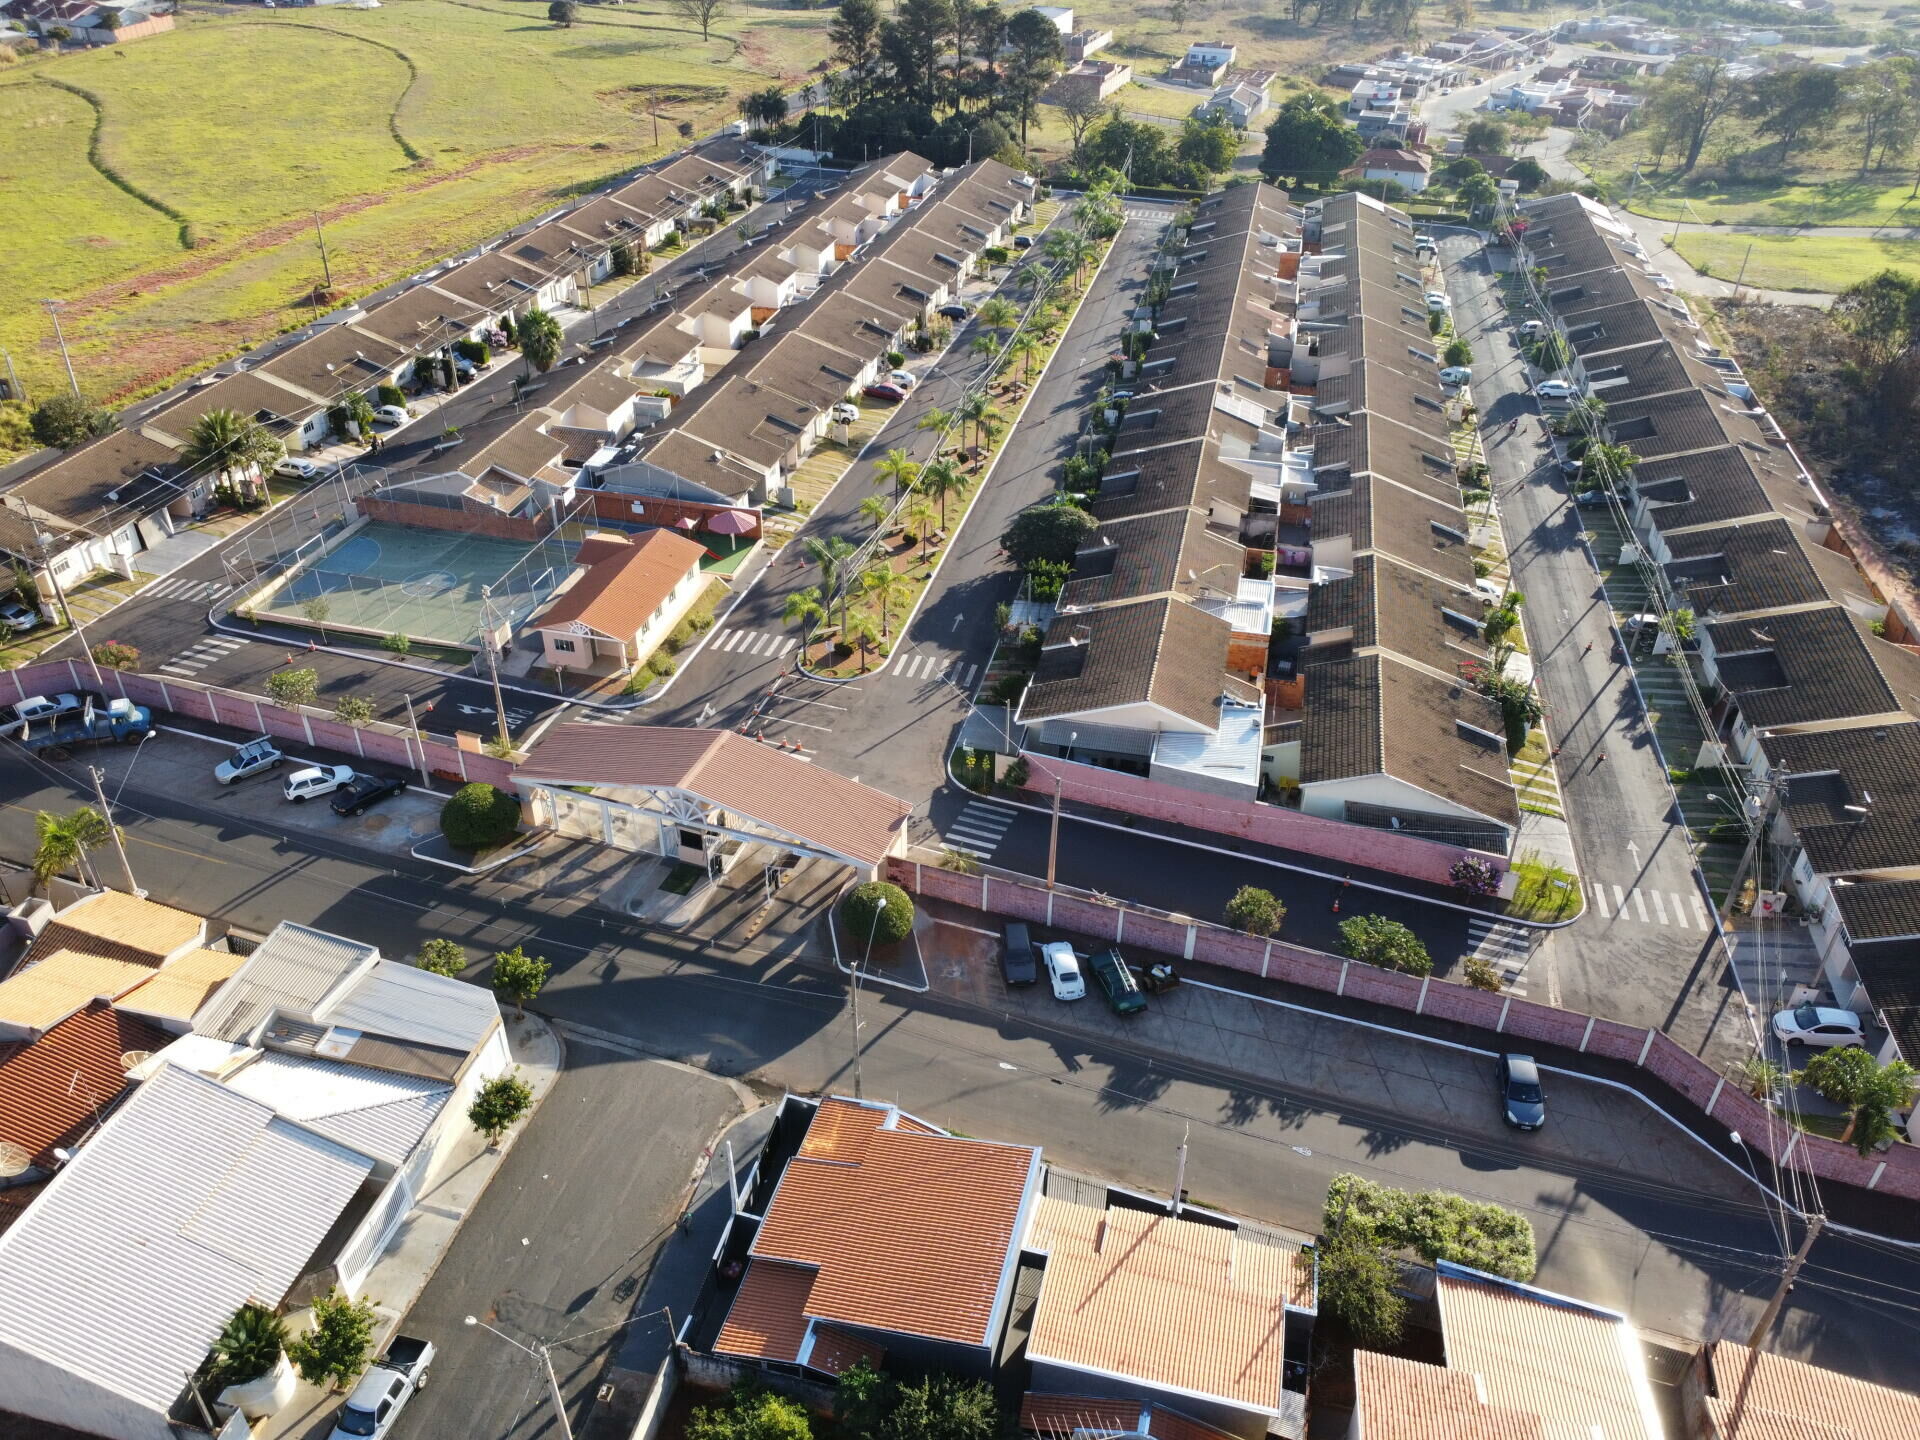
1673, 232, 1920, 293
0, 0, 831, 436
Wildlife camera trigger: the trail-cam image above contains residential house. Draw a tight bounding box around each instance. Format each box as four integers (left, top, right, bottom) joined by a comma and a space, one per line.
1052, 59, 1133, 106
1347, 144, 1433, 193
256, 321, 414, 449
1205, 80, 1270, 128
1031, 5, 1072, 33
1067, 27, 1112, 61
1684, 1342, 1920, 1438
530, 526, 709, 674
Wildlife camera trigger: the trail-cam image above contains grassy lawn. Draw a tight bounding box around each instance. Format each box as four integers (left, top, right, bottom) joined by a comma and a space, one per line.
0, 0, 830, 439
1672, 232, 1920, 294
1506, 852, 1583, 922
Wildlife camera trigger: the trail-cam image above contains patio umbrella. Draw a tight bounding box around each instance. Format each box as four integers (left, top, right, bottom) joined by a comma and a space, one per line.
706, 509, 755, 536
674, 515, 699, 529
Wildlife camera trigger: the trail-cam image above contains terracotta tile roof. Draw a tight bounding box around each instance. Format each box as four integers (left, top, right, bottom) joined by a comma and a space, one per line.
113, 948, 248, 1024
807, 1327, 886, 1377
519, 727, 912, 869
534, 527, 708, 642
1025, 1195, 1310, 1413
714, 1258, 815, 1363
1020, 1395, 1142, 1436
1353, 1352, 1546, 1440
26, 893, 203, 969
749, 1098, 1038, 1347
1701, 1341, 1920, 1440
0, 1000, 169, 1167
0, 951, 160, 1035
1437, 1272, 1660, 1440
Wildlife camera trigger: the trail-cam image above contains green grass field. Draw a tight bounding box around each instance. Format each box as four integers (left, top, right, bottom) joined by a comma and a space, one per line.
1673, 232, 1920, 293
0, 0, 830, 440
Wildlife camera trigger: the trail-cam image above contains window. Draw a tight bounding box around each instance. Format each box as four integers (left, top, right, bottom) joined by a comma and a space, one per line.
553, 638, 577, 653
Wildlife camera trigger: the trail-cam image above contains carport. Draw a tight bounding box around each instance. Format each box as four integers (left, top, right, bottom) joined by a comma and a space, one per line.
515, 724, 912, 878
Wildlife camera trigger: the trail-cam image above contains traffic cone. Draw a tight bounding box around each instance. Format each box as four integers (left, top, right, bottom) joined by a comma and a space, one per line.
1331, 898, 1341, 914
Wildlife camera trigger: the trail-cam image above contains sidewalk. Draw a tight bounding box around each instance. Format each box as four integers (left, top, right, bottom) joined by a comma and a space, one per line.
253, 1011, 564, 1440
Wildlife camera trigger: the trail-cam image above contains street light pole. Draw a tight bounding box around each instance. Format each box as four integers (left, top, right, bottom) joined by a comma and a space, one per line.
466, 1317, 574, 1440
88, 764, 144, 898
41, 299, 81, 403
480, 584, 511, 753
851, 897, 883, 1100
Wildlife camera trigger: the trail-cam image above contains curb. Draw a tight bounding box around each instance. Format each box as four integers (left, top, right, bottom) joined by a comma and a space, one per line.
825, 878, 931, 992
409, 832, 547, 874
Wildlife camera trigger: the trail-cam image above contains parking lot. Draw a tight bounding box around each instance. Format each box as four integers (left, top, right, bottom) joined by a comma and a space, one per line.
60, 727, 447, 858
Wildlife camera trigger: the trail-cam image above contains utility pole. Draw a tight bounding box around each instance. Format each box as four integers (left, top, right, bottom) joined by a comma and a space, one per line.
1719, 768, 1786, 918
539, 1344, 573, 1440
403, 692, 430, 786
88, 764, 144, 898
313, 213, 334, 292
1046, 775, 1062, 890
42, 299, 81, 403
851, 898, 883, 1100
1733, 241, 1754, 300
2, 349, 24, 407
1746, 1212, 1823, 1350
479, 585, 511, 753
1172, 1122, 1188, 1215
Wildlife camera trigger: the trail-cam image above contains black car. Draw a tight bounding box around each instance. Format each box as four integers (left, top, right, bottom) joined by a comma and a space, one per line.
1012, 234, 1035, 249
331, 773, 407, 816
1000, 922, 1037, 986
937, 302, 972, 320
1496, 1053, 1547, 1130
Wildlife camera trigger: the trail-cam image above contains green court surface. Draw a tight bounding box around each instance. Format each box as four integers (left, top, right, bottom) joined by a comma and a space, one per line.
261, 521, 573, 648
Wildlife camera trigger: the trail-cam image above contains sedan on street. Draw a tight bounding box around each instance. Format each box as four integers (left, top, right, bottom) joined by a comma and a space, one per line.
1497, 1053, 1547, 1130
862, 382, 907, 403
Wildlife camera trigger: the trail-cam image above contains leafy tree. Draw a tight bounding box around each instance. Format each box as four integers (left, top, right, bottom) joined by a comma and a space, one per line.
609, 239, 637, 277
843, 879, 913, 945
1832, 269, 1920, 392
469, 1068, 535, 1144
490, 944, 551, 1016
1457, 171, 1500, 218
1461, 118, 1509, 156
1797, 1046, 1919, 1154
514, 307, 563, 382
440, 781, 522, 849
1083, 115, 1171, 186
1001, 8, 1064, 144
1646, 55, 1743, 174
208, 1304, 288, 1391
548, 3, 575, 27
32, 806, 111, 891
1327, 1173, 1537, 1281
302, 596, 331, 641
829, 0, 885, 106
669, 0, 727, 42
1316, 1221, 1406, 1347
1337, 914, 1432, 977
862, 563, 914, 638
28, 392, 117, 449
1224, 885, 1286, 937
1002, 499, 1094, 567
416, 938, 466, 977
266, 666, 319, 709
881, 1374, 997, 1440
1260, 92, 1362, 188
1059, 90, 1112, 171
1741, 66, 1843, 163
1507, 157, 1547, 193
332, 695, 375, 727
1844, 58, 1918, 173
688, 1385, 813, 1440
1444, 337, 1473, 367
182, 407, 282, 503
1443, 154, 1486, 185
1462, 957, 1503, 991
1177, 114, 1240, 175
285, 1289, 377, 1391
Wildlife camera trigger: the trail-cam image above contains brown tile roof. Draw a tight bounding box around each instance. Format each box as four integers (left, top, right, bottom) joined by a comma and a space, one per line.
1701, 1342, 1920, 1439
807, 1327, 887, 1378
1026, 1195, 1311, 1412
1662, 516, 1861, 618
0, 1000, 169, 1168
1019, 598, 1234, 730
747, 1098, 1037, 1347
0, 952, 167, 1035
1146, 1406, 1246, 1440
1708, 607, 1920, 732
1351, 1351, 1546, 1440
26, 892, 203, 969
1309, 473, 1474, 587
534, 528, 707, 642
518, 727, 912, 868
1306, 553, 1487, 677
714, 1259, 815, 1364
113, 948, 248, 1024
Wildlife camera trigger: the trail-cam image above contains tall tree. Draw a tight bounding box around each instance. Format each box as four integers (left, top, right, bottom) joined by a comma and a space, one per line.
180, 407, 283, 503
1260, 91, 1362, 188
1845, 58, 1919, 173
669, 0, 727, 42
882, 0, 951, 106
1059, 90, 1112, 171
1740, 66, 1842, 163
829, 0, 885, 106
514, 307, 563, 382
862, 563, 914, 638
1177, 113, 1240, 174
1001, 7, 1065, 145
31, 806, 111, 891
1646, 55, 1742, 173
1798, 1047, 1920, 1155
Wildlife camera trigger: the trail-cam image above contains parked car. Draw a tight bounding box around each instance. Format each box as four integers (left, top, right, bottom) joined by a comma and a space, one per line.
373, 404, 410, 427
332, 772, 407, 816
1013, 233, 1035, 249
1575, 488, 1609, 507
1473, 577, 1505, 605
274, 457, 320, 481
862, 382, 908, 403
1518, 320, 1545, 338
937, 301, 973, 320
1496, 1053, 1547, 1130
830, 401, 861, 425
329, 1335, 434, 1440
1087, 947, 1146, 1017
284, 763, 356, 803
1772, 1003, 1866, 1049
886, 368, 918, 392
1438, 366, 1473, 386
1621, 613, 1663, 633
1425, 291, 1451, 312
1000, 921, 1037, 986
1040, 941, 1086, 1002
11, 693, 83, 727
215, 736, 284, 785
1535, 379, 1580, 400
1414, 232, 1437, 251
0, 598, 39, 633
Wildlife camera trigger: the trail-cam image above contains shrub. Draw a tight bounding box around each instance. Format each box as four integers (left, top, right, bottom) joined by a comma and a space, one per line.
842, 880, 913, 946
1316, 1224, 1406, 1348
689, 1385, 813, 1440
1337, 914, 1432, 976
375, 384, 406, 412
986, 672, 1028, 705
208, 1304, 288, 1392
415, 938, 465, 976
1449, 856, 1500, 896
1002, 756, 1029, 788
469, 1068, 535, 1143
984, 245, 1011, 264
1462, 957, 1503, 991
453, 338, 489, 366
285, 1289, 377, 1391
1443, 337, 1473, 367
381, 632, 411, 654
885, 349, 906, 368
1224, 885, 1286, 936
90, 640, 139, 671
440, 782, 521, 850
29, 393, 116, 449
332, 696, 375, 727
1002, 501, 1096, 567
266, 667, 319, 709
1326, 1173, 1536, 1281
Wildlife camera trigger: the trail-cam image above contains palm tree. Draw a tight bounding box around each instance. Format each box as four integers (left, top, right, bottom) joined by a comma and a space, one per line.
857, 494, 893, 532
181, 407, 283, 504
846, 614, 881, 672
32, 806, 112, 892
873, 446, 921, 500
739, 86, 788, 139
969, 332, 1001, 368
959, 392, 997, 451
916, 406, 955, 449
1009, 332, 1041, 380
918, 457, 967, 529
514, 307, 564, 382
803, 534, 859, 628
904, 498, 938, 557
782, 585, 825, 635
977, 407, 1006, 454
977, 297, 1019, 334
862, 564, 914, 638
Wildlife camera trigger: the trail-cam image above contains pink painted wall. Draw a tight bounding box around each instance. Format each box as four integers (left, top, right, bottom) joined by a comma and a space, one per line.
1017, 753, 1504, 887
887, 856, 1920, 1200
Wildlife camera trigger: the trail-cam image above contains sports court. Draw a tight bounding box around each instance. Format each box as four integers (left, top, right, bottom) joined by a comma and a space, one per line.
256, 521, 575, 649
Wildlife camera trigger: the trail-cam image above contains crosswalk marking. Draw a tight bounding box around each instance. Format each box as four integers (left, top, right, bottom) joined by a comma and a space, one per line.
1589, 879, 1708, 930
1693, 892, 1711, 930
145, 576, 230, 604
159, 634, 249, 677
1631, 889, 1649, 922
713, 628, 794, 658
942, 800, 1017, 860
1464, 918, 1532, 996
1591, 882, 1610, 919
1650, 889, 1668, 925
894, 653, 977, 687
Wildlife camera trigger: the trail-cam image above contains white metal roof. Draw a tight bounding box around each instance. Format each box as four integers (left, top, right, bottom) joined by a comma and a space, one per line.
219, 1051, 451, 1167
322, 959, 500, 1054
197, 922, 379, 1041
0, 1064, 374, 1413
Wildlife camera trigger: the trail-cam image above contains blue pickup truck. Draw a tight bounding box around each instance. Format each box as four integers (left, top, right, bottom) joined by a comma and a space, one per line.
20, 698, 153, 759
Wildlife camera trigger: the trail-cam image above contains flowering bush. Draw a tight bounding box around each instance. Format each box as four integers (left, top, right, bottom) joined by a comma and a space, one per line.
90, 641, 139, 671
1450, 856, 1501, 896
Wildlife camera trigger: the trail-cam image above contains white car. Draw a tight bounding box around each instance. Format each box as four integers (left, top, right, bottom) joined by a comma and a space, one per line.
1535, 379, 1580, 400
0, 599, 39, 633
1518, 320, 1545, 338
886, 368, 918, 392
830, 401, 860, 425
13, 693, 81, 724
284, 764, 356, 803
1438, 366, 1472, 386
1414, 232, 1437, 250
1772, 1003, 1866, 1050
1040, 941, 1086, 1002
1473, 577, 1505, 605
373, 404, 410, 427
274, 457, 320, 481
1425, 291, 1451, 312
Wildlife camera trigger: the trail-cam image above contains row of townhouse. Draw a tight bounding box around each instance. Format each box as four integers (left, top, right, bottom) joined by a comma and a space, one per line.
0, 891, 512, 1440
1007, 185, 1520, 858
1514, 192, 1920, 1069
0, 141, 767, 601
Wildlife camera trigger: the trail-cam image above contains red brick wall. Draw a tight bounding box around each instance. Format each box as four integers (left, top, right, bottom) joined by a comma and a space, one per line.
356, 497, 551, 543
584, 491, 763, 541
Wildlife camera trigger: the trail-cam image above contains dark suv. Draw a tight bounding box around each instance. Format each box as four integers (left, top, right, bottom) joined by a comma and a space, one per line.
1088, 947, 1146, 1016
1000, 922, 1037, 986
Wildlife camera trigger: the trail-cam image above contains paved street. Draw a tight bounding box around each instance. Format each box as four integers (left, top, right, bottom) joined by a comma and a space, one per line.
4, 749, 1918, 1392
1439, 236, 1751, 1065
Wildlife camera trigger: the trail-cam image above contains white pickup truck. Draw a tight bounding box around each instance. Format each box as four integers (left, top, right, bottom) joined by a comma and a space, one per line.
329, 1336, 434, 1439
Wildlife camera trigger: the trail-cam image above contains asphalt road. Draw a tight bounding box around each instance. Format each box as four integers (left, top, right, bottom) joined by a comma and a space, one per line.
1439, 236, 1750, 1060
4, 746, 1918, 1388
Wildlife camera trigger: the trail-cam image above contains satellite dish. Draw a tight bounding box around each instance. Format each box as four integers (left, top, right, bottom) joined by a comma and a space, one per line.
0, 1142, 29, 1178
120, 1050, 153, 1071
